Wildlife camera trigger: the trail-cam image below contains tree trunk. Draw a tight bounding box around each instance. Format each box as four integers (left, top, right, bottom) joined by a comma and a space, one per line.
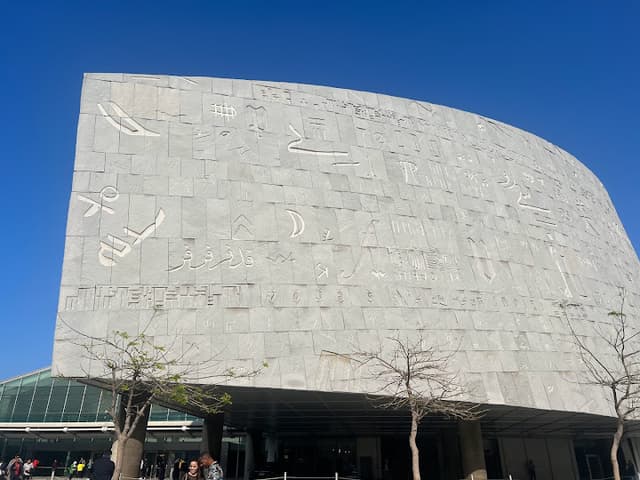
611, 417, 624, 480
112, 436, 128, 480
409, 409, 421, 480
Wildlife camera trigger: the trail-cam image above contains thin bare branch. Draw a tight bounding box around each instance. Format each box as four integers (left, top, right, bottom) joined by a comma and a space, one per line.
57, 313, 264, 480
560, 288, 638, 480
345, 333, 482, 480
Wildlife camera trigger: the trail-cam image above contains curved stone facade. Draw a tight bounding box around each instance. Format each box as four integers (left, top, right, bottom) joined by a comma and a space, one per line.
54, 74, 640, 418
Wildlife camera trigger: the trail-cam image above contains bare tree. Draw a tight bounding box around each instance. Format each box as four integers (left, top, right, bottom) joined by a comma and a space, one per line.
348, 334, 480, 480
562, 288, 640, 480
59, 319, 261, 480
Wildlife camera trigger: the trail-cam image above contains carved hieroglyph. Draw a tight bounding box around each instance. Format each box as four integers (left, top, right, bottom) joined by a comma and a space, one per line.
54, 74, 640, 418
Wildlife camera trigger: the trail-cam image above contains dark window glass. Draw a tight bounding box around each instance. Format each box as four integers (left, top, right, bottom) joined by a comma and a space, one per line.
79, 386, 102, 421
61, 385, 86, 421
96, 389, 115, 421
28, 371, 54, 421
0, 382, 19, 421
12, 381, 35, 421
45, 379, 70, 422
149, 404, 170, 421
167, 409, 190, 421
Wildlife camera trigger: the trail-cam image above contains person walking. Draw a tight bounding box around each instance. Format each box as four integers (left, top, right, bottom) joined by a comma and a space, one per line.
90, 452, 114, 480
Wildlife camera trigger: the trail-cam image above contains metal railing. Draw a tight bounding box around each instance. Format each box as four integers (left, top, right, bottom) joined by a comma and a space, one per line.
259, 474, 359, 480
459, 477, 519, 480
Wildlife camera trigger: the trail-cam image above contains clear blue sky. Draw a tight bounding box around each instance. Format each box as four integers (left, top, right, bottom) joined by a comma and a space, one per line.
1, 1, 638, 381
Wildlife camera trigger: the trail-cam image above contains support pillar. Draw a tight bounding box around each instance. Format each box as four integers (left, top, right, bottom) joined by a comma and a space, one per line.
442, 429, 462, 480
265, 434, 278, 463
243, 432, 255, 480
116, 393, 151, 480
458, 420, 487, 480
201, 413, 225, 460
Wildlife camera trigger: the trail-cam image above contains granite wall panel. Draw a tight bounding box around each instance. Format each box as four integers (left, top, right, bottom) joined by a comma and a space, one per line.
53, 73, 640, 417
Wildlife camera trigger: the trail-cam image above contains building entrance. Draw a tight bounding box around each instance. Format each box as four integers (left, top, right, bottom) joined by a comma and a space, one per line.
279, 437, 358, 477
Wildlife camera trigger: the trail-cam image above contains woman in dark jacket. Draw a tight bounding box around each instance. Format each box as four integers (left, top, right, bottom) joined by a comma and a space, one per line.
182, 461, 203, 480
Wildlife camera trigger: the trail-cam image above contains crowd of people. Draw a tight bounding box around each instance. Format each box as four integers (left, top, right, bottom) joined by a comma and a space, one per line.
151, 454, 223, 480
0, 453, 223, 480
0, 456, 39, 480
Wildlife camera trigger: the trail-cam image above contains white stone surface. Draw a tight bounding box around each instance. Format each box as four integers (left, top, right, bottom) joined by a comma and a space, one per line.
53, 73, 640, 418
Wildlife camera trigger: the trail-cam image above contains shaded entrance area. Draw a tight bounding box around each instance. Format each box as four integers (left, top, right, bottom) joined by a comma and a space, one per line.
204, 385, 640, 480
4, 370, 640, 480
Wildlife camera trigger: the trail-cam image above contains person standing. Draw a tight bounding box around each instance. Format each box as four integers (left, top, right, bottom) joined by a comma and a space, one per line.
182, 461, 202, 480
67, 461, 77, 480
22, 460, 33, 480
198, 454, 223, 480
526, 460, 536, 480
76, 460, 85, 480
172, 459, 184, 480
90, 452, 114, 480
8, 456, 23, 480
51, 460, 59, 480
156, 457, 166, 480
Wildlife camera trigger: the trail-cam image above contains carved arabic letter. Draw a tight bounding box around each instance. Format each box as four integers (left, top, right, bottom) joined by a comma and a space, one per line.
371, 270, 386, 279
286, 124, 349, 157
316, 264, 329, 280
78, 195, 113, 217
229, 248, 243, 269
497, 172, 516, 189
333, 160, 361, 167
467, 237, 496, 282
232, 214, 254, 239
77, 186, 119, 217
189, 252, 207, 270
209, 248, 234, 270
98, 235, 132, 267
168, 247, 192, 272
124, 209, 166, 245
247, 105, 267, 138
285, 209, 305, 238
399, 161, 419, 184
547, 239, 573, 299
341, 248, 365, 279
210, 104, 237, 118
97, 102, 160, 137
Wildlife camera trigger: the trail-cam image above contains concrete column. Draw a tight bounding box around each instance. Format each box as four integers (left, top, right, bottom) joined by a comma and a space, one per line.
442, 429, 462, 480
201, 413, 225, 459
265, 434, 278, 463
458, 420, 487, 480
117, 392, 151, 480
243, 433, 255, 480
